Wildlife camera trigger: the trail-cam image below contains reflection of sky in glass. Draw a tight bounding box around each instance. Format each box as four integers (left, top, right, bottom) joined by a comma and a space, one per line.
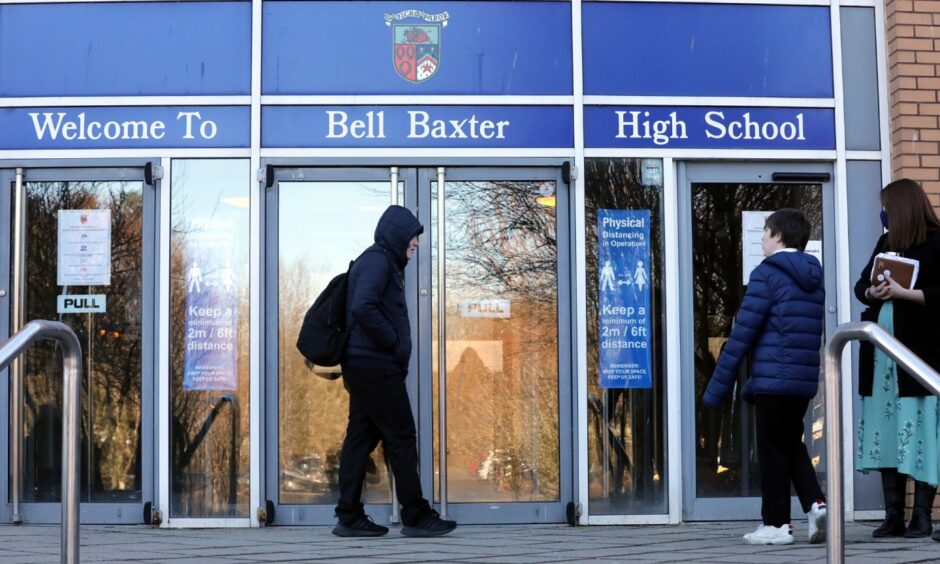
172, 159, 251, 264
279, 182, 390, 282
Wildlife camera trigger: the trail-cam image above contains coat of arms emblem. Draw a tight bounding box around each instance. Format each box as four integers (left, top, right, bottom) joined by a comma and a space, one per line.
385, 10, 449, 83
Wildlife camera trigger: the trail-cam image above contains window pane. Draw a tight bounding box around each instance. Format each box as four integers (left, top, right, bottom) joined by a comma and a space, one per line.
586, 158, 667, 515
170, 159, 250, 517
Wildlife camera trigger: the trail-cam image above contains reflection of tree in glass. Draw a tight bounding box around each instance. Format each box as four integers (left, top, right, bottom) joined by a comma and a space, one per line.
22, 181, 143, 502
169, 163, 252, 518
584, 160, 666, 513
435, 180, 560, 502
691, 182, 822, 498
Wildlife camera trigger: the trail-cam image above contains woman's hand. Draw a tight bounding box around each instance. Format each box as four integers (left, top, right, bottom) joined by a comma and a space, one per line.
867, 281, 891, 301
881, 274, 926, 304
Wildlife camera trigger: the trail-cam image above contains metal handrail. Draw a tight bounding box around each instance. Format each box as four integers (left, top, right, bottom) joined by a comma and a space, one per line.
0, 320, 82, 564
824, 321, 940, 564
176, 394, 239, 512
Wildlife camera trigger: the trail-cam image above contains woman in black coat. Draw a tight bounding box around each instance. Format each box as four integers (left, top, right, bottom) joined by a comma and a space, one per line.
855, 179, 940, 540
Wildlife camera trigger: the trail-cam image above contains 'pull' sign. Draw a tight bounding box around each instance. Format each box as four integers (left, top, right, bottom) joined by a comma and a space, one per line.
57, 294, 107, 314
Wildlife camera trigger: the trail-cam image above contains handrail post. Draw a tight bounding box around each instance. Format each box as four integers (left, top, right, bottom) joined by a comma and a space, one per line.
0, 320, 82, 564
823, 321, 940, 564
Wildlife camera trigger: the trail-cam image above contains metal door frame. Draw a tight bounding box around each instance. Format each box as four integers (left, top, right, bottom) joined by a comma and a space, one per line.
0, 163, 158, 524
415, 166, 573, 524
677, 161, 837, 521
262, 166, 416, 525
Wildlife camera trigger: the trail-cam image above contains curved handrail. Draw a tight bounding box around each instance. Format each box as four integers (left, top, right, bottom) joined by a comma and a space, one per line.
824, 321, 940, 564
0, 320, 82, 564
177, 394, 239, 511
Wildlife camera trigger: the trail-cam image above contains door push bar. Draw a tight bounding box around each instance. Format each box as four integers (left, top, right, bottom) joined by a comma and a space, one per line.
823, 321, 940, 564
0, 320, 83, 564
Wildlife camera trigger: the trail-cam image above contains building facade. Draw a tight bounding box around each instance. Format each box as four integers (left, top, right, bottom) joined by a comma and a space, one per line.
0, 0, 898, 527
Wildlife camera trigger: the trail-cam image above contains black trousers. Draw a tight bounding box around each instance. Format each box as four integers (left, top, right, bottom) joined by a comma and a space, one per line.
335, 367, 430, 526
755, 395, 826, 527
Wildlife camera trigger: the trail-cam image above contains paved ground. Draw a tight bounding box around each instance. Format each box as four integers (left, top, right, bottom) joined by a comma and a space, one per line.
0, 521, 939, 563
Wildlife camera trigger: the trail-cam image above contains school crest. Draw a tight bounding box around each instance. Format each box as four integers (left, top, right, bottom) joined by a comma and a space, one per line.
385, 10, 449, 83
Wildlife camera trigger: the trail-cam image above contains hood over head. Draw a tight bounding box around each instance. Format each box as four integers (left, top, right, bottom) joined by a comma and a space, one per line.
374, 205, 424, 267
763, 251, 823, 292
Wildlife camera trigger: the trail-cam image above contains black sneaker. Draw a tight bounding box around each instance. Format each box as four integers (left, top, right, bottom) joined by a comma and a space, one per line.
331, 515, 389, 537
401, 509, 457, 537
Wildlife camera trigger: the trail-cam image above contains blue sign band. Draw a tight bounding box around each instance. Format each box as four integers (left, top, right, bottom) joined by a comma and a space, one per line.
262, 106, 573, 148
0, 107, 250, 149
598, 209, 653, 389
584, 107, 835, 150
262, 1, 572, 95
0, 2, 251, 97
583, 3, 833, 98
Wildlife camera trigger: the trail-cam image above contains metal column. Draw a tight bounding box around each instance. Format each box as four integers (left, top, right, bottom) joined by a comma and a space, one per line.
436, 167, 448, 518
10, 167, 25, 524
389, 166, 400, 525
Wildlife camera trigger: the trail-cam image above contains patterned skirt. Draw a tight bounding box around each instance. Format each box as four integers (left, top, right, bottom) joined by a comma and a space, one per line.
856, 301, 940, 486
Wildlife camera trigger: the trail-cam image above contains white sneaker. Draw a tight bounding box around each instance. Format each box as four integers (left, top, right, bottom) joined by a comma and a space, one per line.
743, 524, 794, 545
807, 501, 827, 544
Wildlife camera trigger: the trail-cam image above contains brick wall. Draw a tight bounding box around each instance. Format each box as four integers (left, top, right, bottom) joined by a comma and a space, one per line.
888, 0, 940, 207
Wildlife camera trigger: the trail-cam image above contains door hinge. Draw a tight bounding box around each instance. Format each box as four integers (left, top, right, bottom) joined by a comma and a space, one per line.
562, 161, 578, 184
259, 165, 275, 188
144, 162, 163, 185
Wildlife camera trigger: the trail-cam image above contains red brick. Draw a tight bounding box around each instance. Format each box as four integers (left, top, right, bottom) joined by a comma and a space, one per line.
896, 89, 937, 102
914, 0, 940, 11
896, 37, 935, 50
920, 129, 940, 141
895, 102, 920, 114
898, 115, 938, 128
916, 51, 940, 63
891, 128, 921, 144
916, 25, 940, 38
891, 51, 918, 68
891, 12, 934, 25
904, 168, 940, 180
922, 182, 940, 195
920, 103, 940, 115
895, 141, 939, 153
889, 0, 914, 10
897, 63, 936, 76
897, 154, 923, 168
893, 24, 917, 37
916, 76, 940, 88
891, 76, 919, 91
921, 155, 940, 167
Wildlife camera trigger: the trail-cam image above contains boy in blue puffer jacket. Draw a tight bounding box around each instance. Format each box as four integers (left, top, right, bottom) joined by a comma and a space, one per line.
703, 208, 827, 546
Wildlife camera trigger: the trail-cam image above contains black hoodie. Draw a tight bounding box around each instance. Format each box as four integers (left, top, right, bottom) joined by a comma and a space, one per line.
343, 205, 424, 371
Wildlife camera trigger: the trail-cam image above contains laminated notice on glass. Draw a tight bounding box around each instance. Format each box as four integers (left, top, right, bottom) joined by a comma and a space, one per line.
183, 217, 239, 391
57, 209, 111, 286
598, 209, 652, 389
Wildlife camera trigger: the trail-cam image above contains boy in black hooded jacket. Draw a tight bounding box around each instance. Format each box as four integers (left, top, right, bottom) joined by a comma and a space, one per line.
334, 205, 457, 538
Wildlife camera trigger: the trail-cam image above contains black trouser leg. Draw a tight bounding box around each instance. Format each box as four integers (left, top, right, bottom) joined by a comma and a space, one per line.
755, 395, 825, 527
337, 368, 430, 527
336, 381, 383, 525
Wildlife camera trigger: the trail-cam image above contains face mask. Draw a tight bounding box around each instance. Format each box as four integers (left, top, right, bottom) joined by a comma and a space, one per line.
880, 210, 889, 230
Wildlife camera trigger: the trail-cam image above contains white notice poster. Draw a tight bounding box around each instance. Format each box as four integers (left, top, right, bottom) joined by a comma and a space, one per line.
742, 210, 772, 285
57, 209, 111, 286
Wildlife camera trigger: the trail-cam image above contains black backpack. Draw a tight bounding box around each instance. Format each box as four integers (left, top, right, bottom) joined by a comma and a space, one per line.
296, 260, 355, 379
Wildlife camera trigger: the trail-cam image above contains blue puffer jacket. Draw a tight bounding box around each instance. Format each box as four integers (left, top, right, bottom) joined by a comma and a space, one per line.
703, 251, 825, 408
343, 205, 423, 372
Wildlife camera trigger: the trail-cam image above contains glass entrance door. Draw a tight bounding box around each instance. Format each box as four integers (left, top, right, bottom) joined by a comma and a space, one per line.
265, 165, 572, 525
1, 166, 156, 523
679, 162, 836, 520
418, 167, 571, 523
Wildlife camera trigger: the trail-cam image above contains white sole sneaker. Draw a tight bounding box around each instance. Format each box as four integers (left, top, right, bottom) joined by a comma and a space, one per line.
808, 503, 827, 544
743, 525, 795, 545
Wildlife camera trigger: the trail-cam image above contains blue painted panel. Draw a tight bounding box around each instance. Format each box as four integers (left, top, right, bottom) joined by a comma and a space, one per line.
583, 3, 833, 98
262, 106, 573, 147
0, 107, 250, 149
263, 2, 572, 95
0, 2, 251, 97
584, 106, 835, 150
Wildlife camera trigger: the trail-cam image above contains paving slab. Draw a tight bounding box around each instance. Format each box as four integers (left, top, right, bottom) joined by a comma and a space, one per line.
2, 522, 940, 563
